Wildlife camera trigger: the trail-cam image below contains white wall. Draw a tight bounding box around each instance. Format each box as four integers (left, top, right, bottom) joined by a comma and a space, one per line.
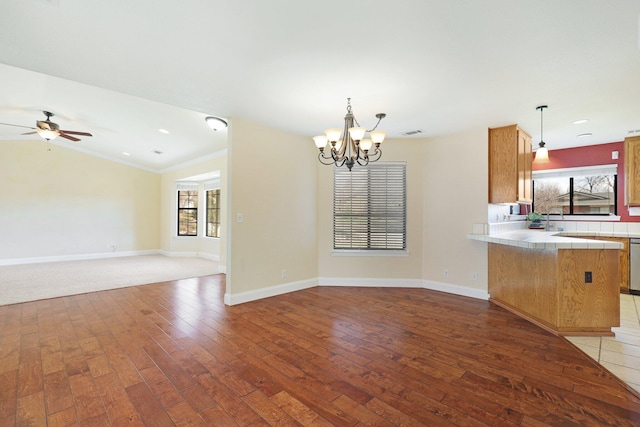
0, 140, 160, 262
226, 118, 318, 301
422, 128, 488, 291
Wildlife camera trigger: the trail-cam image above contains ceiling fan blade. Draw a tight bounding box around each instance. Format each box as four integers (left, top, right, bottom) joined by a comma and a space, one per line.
60, 130, 92, 137
21, 131, 38, 135
59, 133, 81, 142
0, 122, 36, 130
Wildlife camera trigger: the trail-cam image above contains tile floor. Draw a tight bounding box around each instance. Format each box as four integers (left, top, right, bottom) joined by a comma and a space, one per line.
567, 294, 640, 394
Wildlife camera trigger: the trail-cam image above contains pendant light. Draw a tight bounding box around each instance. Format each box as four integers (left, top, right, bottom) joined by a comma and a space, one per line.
534, 105, 550, 164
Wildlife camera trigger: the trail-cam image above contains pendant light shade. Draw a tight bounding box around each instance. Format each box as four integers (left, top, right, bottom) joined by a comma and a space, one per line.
534, 105, 550, 164
534, 142, 549, 163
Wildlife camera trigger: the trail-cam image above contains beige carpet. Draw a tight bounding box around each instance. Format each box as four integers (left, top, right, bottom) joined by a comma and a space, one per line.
0, 255, 219, 306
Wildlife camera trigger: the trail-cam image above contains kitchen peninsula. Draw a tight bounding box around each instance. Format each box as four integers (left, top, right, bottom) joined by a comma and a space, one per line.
469, 229, 622, 336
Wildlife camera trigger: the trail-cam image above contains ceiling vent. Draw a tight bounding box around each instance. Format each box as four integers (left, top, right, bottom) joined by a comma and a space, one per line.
401, 129, 423, 136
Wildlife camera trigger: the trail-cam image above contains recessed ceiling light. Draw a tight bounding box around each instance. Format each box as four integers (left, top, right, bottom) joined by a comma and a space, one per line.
122, 152, 131, 156
577, 133, 593, 138
158, 129, 169, 134
572, 119, 589, 125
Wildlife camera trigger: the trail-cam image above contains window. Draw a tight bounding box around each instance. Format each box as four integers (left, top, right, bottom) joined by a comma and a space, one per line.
533, 165, 617, 215
334, 162, 406, 250
177, 190, 198, 236
206, 189, 220, 237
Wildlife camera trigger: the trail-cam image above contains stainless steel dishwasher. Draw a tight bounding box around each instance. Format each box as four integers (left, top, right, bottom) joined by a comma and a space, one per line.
631, 239, 640, 295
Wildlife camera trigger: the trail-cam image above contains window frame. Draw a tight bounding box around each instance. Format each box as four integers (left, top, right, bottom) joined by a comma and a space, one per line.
177, 189, 199, 237
206, 189, 221, 238
333, 162, 407, 252
532, 164, 618, 216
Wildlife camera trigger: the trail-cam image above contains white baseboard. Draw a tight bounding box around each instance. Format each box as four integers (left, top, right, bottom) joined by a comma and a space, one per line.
319, 277, 488, 299
224, 278, 318, 306
318, 277, 424, 288
422, 279, 490, 300
0, 250, 220, 266
223, 276, 488, 306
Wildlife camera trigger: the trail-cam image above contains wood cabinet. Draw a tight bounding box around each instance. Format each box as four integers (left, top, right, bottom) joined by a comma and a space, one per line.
573, 236, 630, 293
488, 243, 620, 336
625, 135, 640, 206
488, 124, 532, 204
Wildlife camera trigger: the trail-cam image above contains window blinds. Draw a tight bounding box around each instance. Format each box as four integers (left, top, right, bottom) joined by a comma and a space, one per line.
333, 162, 407, 250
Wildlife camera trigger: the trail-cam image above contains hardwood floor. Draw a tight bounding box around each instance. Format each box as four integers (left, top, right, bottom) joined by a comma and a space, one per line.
1, 275, 639, 426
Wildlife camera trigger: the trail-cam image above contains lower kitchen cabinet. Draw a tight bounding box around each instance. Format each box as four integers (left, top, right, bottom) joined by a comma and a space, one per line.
595, 237, 630, 293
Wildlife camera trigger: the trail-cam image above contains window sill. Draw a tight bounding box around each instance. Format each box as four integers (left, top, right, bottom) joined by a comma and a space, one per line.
554, 215, 621, 222
174, 235, 220, 239
332, 250, 409, 257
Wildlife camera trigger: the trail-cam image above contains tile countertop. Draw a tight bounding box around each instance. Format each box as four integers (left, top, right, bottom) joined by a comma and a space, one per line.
467, 229, 626, 250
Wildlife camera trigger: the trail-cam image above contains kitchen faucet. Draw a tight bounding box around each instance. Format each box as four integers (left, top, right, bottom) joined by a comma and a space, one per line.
546, 207, 564, 230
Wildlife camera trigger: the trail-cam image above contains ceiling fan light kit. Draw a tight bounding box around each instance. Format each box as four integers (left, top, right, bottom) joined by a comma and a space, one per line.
0, 110, 92, 142
36, 128, 59, 140
35, 111, 60, 140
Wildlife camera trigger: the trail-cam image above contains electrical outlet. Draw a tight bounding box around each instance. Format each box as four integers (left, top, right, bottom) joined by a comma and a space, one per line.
281, 269, 286, 279
107, 243, 117, 251
471, 272, 478, 281
443, 269, 449, 278
585, 271, 592, 283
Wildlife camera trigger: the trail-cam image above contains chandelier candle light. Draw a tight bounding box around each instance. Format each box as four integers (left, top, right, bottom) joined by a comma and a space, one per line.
313, 98, 386, 170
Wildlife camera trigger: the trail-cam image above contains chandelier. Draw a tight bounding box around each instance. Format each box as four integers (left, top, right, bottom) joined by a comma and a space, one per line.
313, 98, 386, 170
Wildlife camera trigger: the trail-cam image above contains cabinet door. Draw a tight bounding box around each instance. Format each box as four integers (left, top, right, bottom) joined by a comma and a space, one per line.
517, 129, 532, 203
626, 136, 640, 206
571, 236, 629, 292
488, 125, 518, 203
619, 238, 630, 293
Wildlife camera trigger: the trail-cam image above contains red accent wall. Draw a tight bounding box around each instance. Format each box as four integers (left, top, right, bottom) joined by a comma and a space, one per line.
532, 141, 638, 222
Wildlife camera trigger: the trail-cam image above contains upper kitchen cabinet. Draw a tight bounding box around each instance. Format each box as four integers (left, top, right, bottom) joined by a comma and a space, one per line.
488, 124, 532, 204
625, 135, 640, 206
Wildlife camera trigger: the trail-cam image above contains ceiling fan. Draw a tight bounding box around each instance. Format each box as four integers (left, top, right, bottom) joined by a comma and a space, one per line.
0, 110, 92, 142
